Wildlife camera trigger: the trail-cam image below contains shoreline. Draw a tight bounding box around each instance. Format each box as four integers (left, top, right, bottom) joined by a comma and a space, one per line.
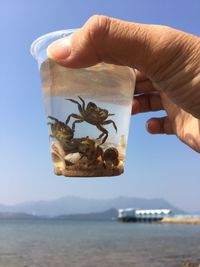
161, 217, 200, 224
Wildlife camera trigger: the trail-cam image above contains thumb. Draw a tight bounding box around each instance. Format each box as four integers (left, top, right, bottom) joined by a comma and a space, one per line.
47, 15, 168, 75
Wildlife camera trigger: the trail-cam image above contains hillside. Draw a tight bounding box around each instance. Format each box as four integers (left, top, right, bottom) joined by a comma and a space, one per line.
0, 196, 185, 216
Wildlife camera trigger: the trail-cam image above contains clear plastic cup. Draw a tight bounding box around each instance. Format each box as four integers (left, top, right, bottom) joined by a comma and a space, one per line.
31, 29, 135, 177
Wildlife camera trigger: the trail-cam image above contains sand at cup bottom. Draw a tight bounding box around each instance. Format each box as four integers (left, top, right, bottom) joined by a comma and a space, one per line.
45, 96, 131, 177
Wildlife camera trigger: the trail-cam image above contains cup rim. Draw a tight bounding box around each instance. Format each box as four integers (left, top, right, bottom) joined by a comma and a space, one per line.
30, 28, 78, 60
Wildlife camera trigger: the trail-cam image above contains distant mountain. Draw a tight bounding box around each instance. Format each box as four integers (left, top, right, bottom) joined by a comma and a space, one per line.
56, 208, 118, 221
0, 212, 39, 219
0, 196, 185, 216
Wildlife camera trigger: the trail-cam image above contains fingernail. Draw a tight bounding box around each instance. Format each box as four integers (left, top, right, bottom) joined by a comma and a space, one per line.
145, 121, 150, 132
146, 120, 153, 133
47, 37, 71, 60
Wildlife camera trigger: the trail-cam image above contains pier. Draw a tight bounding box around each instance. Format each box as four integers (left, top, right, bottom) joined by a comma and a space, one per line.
118, 208, 171, 222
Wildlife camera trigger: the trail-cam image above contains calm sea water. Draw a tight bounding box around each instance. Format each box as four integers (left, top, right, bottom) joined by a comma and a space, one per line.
0, 219, 200, 267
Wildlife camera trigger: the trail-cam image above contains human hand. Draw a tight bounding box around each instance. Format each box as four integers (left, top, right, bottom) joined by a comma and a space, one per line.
134, 71, 200, 152
47, 15, 200, 152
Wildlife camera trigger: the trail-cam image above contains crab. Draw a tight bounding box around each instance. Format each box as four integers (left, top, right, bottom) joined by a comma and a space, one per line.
48, 116, 74, 145
63, 137, 104, 165
65, 96, 117, 144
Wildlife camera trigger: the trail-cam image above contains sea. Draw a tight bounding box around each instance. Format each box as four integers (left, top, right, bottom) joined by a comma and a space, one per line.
0, 219, 200, 267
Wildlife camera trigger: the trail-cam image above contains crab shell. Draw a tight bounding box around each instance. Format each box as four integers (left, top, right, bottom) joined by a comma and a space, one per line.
51, 120, 74, 144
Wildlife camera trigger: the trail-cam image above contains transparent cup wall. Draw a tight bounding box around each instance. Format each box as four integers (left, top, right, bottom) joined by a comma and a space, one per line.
31, 30, 135, 177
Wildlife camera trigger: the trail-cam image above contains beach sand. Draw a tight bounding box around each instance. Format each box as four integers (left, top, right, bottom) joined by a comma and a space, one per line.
161, 217, 200, 224
180, 264, 200, 267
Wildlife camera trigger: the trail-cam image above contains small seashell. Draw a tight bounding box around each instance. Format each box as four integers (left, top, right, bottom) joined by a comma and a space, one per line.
120, 134, 126, 149
64, 152, 82, 164
52, 152, 62, 163
51, 142, 65, 157
117, 160, 124, 173
118, 152, 125, 160
54, 167, 63, 176
51, 151, 66, 171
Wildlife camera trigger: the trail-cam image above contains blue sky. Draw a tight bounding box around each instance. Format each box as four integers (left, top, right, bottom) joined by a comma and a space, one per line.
1, 0, 200, 212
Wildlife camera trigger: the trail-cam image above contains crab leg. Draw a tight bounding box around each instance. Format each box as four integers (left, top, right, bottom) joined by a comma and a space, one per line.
66, 98, 83, 114
65, 114, 82, 126
103, 120, 117, 132
48, 116, 59, 122
96, 125, 108, 144
96, 132, 105, 140
71, 119, 84, 131
78, 96, 86, 112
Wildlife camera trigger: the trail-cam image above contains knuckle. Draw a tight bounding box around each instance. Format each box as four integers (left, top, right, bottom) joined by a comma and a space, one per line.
86, 15, 111, 44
